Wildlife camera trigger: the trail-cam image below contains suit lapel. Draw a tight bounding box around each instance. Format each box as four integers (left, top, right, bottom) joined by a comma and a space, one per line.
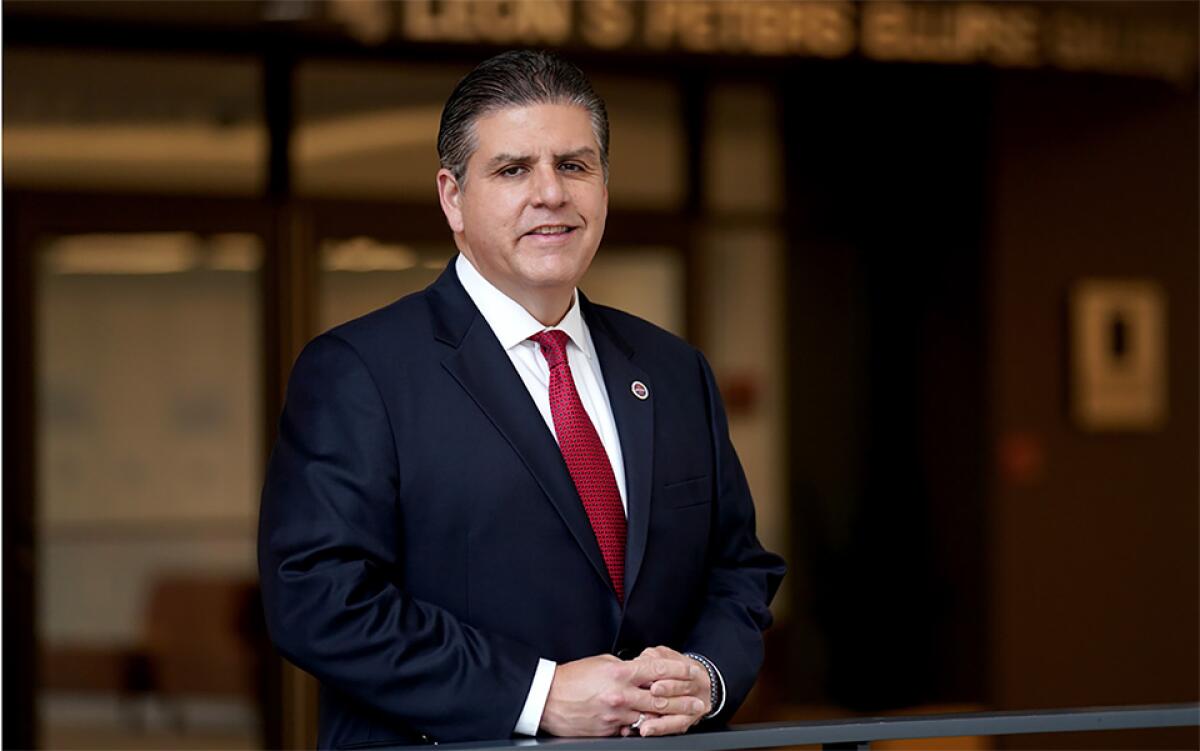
428, 266, 614, 596
582, 296, 655, 604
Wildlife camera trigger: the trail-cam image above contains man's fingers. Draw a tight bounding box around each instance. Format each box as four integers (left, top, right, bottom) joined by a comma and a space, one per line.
615, 686, 654, 712
657, 659, 692, 679
627, 691, 705, 716
650, 678, 696, 697
601, 708, 645, 728
638, 713, 698, 737
629, 657, 692, 685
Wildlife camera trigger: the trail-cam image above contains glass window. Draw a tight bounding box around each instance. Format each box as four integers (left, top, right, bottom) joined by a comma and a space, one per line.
582, 246, 685, 336
36, 232, 265, 749
3, 50, 265, 194
591, 75, 685, 211
295, 61, 471, 200
704, 82, 783, 214
699, 82, 786, 611
319, 237, 457, 330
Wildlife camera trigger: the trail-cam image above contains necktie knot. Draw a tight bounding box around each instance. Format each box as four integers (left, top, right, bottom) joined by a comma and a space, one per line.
530, 329, 571, 370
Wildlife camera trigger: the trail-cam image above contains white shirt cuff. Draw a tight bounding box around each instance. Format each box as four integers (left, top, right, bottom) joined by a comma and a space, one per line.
514, 658, 556, 736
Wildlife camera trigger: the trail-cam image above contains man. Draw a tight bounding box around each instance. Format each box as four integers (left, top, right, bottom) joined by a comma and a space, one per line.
258, 50, 785, 748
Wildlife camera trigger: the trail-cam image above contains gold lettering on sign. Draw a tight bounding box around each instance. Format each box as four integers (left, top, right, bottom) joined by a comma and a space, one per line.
641, 0, 676, 49
479, 0, 572, 45
1051, 11, 1120, 72
862, 2, 1039, 67
679, 1, 720, 53
720, 1, 786, 55
404, 1, 471, 43
395, 0, 1193, 87
957, 3, 1038, 67
642, 1, 854, 57
861, 2, 906, 60
529, 0, 572, 45
1130, 28, 1197, 84
472, 2, 517, 44
785, 2, 855, 58
644, 1, 719, 53
403, 0, 570, 45
1048, 10, 1197, 84
580, 0, 635, 49
716, 1, 752, 53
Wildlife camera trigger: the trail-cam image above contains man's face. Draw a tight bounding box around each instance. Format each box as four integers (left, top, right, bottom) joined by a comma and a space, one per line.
437, 103, 608, 310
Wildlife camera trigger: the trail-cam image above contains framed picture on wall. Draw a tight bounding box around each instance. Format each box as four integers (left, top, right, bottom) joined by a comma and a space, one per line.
1070, 279, 1167, 432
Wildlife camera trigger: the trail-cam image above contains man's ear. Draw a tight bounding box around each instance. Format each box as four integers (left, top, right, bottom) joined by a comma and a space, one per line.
436, 168, 465, 234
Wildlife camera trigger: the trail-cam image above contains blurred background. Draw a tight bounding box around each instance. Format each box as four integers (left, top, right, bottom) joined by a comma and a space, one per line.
3, 1, 1196, 749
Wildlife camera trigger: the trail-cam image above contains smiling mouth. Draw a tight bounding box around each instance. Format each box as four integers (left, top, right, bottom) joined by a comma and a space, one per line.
524, 225, 576, 237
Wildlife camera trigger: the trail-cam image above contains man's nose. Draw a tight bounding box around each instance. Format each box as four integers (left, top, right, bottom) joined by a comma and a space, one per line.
531, 165, 567, 207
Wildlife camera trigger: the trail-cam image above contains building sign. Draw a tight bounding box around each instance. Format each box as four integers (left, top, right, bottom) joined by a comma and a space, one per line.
329, 0, 1197, 85
1071, 279, 1168, 432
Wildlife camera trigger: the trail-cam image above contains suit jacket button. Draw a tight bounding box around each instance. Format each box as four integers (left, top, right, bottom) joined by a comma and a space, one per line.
615, 647, 638, 660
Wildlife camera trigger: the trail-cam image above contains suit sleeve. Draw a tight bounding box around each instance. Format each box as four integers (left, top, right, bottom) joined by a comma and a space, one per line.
682, 351, 787, 722
257, 333, 541, 743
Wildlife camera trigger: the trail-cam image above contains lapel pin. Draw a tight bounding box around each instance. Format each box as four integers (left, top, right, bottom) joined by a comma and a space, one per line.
631, 381, 649, 400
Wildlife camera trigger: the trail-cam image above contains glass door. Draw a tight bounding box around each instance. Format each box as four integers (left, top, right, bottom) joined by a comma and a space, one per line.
34, 229, 267, 750
5, 190, 279, 750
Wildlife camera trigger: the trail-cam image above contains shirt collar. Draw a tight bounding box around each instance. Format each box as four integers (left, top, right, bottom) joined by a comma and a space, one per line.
455, 253, 594, 359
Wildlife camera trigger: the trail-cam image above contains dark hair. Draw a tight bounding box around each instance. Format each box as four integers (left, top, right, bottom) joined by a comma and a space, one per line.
437, 50, 609, 183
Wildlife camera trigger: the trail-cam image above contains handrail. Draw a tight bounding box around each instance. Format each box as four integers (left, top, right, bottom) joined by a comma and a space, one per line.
424, 703, 1199, 750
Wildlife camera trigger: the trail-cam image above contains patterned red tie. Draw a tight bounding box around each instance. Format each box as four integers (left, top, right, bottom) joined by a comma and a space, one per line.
529, 330, 627, 603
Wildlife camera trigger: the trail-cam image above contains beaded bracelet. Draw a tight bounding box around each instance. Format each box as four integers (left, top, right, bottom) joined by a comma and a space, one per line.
684, 652, 723, 719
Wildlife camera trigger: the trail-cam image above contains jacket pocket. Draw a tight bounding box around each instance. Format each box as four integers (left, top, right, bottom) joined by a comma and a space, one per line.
660, 475, 711, 508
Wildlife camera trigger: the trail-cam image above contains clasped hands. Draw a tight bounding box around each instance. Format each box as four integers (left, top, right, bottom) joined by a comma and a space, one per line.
540, 646, 712, 738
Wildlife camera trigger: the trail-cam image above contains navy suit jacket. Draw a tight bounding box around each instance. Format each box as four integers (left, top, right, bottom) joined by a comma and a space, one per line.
258, 262, 785, 748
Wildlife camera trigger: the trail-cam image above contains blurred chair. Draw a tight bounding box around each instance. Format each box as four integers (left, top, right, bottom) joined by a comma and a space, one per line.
142, 575, 268, 731
39, 642, 153, 729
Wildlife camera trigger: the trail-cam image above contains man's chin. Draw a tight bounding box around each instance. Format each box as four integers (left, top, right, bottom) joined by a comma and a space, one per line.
515, 257, 592, 289
523, 273, 585, 293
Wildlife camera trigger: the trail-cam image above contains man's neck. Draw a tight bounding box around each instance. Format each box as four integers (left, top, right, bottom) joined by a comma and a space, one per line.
476, 274, 572, 327
458, 254, 575, 327
513, 290, 574, 328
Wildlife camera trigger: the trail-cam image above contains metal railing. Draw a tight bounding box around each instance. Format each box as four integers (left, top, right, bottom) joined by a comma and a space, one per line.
427, 703, 1199, 750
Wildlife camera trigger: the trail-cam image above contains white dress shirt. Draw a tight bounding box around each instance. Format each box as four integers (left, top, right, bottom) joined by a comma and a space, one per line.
456, 254, 627, 735
455, 254, 726, 735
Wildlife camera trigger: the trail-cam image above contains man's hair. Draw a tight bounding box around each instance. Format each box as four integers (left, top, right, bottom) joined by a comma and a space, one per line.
437, 50, 610, 184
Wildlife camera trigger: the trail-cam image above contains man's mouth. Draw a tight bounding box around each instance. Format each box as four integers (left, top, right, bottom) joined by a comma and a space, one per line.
524, 225, 576, 237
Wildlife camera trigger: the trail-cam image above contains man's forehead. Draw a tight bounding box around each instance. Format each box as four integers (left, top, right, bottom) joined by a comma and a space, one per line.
469, 103, 598, 154
481, 146, 600, 168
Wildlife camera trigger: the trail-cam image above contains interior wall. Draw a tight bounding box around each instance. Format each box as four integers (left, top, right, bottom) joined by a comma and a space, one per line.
783, 55, 1198, 732
784, 61, 992, 710
986, 71, 1199, 749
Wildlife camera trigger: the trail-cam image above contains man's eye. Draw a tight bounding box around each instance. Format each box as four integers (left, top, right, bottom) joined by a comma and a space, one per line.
500, 165, 526, 177
559, 162, 583, 172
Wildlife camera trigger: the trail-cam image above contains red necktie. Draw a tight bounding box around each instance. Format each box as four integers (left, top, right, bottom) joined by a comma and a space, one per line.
529, 330, 626, 603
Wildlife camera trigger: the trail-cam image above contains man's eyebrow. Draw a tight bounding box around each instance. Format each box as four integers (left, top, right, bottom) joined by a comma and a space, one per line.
484, 152, 532, 170
556, 147, 599, 161
483, 147, 599, 170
